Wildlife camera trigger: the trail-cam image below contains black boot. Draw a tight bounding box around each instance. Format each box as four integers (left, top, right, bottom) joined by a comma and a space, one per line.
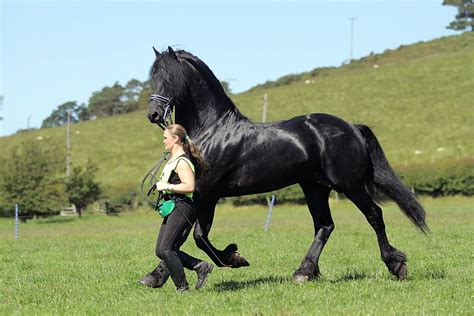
194, 261, 214, 289
161, 249, 191, 292
176, 281, 190, 292
138, 261, 170, 288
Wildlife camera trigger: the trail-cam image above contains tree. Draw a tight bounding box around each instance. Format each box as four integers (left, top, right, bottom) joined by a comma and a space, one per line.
137, 80, 153, 111
65, 161, 101, 217
220, 80, 232, 95
42, 101, 88, 128
88, 82, 128, 118
0, 139, 66, 219
443, 0, 474, 31
122, 79, 145, 112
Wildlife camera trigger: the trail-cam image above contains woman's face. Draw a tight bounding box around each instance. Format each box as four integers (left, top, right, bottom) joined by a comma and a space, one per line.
163, 129, 178, 151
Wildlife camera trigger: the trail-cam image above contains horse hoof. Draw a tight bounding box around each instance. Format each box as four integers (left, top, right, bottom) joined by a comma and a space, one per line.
228, 252, 250, 268
396, 262, 408, 280
293, 274, 309, 284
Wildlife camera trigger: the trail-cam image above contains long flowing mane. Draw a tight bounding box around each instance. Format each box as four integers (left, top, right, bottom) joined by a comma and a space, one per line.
150, 49, 248, 122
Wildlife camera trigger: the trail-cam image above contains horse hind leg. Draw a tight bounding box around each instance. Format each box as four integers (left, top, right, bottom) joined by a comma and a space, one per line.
293, 184, 335, 283
193, 198, 250, 268
345, 188, 407, 280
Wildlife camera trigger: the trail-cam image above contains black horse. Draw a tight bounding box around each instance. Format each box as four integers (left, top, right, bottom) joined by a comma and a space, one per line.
147, 47, 427, 282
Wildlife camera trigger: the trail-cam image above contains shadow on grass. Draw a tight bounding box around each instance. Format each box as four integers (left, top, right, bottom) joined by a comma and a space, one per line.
413, 268, 447, 280
330, 267, 447, 283
213, 275, 290, 292
329, 271, 376, 283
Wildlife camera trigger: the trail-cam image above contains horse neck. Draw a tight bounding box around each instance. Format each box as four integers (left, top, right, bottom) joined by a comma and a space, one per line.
176, 80, 249, 136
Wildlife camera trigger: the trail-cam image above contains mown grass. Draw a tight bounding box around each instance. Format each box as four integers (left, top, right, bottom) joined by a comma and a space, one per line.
1, 197, 472, 314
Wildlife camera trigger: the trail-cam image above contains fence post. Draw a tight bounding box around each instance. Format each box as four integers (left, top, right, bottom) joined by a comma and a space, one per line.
264, 195, 276, 232
15, 204, 19, 240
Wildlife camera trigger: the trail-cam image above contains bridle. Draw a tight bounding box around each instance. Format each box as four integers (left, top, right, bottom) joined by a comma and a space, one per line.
149, 94, 174, 130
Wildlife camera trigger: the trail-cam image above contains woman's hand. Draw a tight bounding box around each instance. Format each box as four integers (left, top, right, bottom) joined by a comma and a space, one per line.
155, 182, 170, 192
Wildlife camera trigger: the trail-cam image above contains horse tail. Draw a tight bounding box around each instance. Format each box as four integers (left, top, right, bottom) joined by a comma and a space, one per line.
355, 124, 428, 233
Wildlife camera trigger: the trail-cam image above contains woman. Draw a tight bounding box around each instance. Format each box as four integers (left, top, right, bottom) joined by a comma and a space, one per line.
139, 124, 213, 291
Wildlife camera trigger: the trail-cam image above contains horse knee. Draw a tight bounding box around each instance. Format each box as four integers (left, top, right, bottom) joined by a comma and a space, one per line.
156, 245, 171, 260
193, 232, 207, 250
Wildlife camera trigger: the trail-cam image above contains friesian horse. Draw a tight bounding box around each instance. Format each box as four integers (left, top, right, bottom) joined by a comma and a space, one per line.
147, 47, 427, 282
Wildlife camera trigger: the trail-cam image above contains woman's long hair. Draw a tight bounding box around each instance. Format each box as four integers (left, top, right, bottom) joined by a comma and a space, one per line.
166, 124, 209, 178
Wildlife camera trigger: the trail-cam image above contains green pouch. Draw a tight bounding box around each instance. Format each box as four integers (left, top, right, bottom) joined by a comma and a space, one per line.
155, 200, 175, 218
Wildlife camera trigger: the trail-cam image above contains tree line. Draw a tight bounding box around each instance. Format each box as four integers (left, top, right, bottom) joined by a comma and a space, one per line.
41, 78, 232, 129
41, 79, 153, 128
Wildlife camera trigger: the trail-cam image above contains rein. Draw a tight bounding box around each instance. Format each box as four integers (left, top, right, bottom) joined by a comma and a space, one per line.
149, 94, 174, 130
140, 151, 170, 205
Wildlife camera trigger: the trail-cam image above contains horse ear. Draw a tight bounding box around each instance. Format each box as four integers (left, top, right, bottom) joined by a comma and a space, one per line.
153, 47, 160, 57
168, 46, 178, 60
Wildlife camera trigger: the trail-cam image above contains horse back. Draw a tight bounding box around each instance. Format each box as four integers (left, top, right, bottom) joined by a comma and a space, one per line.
199, 113, 369, 196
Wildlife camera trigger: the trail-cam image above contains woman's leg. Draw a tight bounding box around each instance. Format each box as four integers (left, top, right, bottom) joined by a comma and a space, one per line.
138, 221, 170, 288
155, 202, 196, 290
171, 201, 214, 289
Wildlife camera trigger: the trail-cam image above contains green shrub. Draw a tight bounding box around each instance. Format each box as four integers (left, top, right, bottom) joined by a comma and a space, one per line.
65, 161, 102, 217
0, 139, 66, 218
400, 161, 474, 197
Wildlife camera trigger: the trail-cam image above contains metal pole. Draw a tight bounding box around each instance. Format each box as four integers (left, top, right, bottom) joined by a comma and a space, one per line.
66, 110, 71, 177
264, 195, 276, 232
262, 93, 268, 122
15, 204, 19, 240
349, 17, 357, 61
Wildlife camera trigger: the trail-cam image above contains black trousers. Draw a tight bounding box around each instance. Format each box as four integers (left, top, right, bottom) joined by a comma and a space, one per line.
155, 198, 201, 287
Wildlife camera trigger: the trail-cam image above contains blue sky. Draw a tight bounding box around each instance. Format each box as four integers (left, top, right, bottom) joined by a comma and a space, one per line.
0, 0, 459, 136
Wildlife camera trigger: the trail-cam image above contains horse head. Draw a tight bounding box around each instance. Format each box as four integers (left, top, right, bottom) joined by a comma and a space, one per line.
147, 46, 188, 128
147, 47, 239, 132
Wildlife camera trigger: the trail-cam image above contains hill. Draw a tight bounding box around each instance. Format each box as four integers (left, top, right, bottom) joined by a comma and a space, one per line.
1, 32, 472, 198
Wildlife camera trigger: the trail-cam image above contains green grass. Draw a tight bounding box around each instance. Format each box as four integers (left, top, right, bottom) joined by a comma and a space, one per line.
0, 33, 472, 198
1, 197, 472, 314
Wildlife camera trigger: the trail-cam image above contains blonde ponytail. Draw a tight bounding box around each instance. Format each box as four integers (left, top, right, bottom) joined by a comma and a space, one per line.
166, 124, 209, 178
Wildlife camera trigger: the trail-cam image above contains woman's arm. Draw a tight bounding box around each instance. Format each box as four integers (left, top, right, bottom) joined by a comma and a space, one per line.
156, 160, 195, 193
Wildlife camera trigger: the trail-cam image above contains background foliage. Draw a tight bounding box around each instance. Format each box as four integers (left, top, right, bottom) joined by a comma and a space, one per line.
0, 139, 66, 217
65, 161, 102, 216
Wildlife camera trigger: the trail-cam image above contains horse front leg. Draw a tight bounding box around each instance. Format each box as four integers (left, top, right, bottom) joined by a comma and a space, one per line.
193, 197, 250, 268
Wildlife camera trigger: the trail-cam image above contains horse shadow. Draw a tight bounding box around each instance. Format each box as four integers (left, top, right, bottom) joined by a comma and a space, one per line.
213, 275, 289, 292
213, 268, 446, 292
330, 268, 447, 283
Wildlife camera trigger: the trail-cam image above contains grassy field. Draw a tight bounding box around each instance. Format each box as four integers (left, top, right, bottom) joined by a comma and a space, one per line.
0, 33, 472, 198
1, 197, 472, 314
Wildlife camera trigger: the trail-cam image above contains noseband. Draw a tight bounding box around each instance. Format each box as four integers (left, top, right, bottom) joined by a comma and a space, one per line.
150, 94, 174, 130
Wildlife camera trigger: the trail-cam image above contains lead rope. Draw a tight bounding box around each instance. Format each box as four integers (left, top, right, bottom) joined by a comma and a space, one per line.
140, 151, 170, 205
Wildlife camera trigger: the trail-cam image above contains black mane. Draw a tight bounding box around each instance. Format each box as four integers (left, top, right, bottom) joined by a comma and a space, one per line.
150, 49, 248, 121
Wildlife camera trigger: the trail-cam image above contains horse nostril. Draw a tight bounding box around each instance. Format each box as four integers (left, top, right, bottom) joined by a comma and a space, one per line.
148, 111, 159, 122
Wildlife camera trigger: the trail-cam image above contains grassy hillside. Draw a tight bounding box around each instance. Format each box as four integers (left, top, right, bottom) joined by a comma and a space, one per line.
1, 33, 472, 197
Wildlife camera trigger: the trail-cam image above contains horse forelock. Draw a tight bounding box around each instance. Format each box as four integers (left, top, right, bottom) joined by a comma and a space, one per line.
149, 51, 187, 97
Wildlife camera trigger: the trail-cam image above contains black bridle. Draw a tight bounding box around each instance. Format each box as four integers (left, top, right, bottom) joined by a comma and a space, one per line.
150, 94, 174, 130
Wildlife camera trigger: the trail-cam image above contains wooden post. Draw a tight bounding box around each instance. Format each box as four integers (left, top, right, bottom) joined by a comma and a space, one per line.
262, 93, 268, 122
66, 110, 71, 177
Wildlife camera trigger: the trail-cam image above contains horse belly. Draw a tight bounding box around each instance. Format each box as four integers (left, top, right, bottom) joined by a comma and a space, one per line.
222, 155, 310, 197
